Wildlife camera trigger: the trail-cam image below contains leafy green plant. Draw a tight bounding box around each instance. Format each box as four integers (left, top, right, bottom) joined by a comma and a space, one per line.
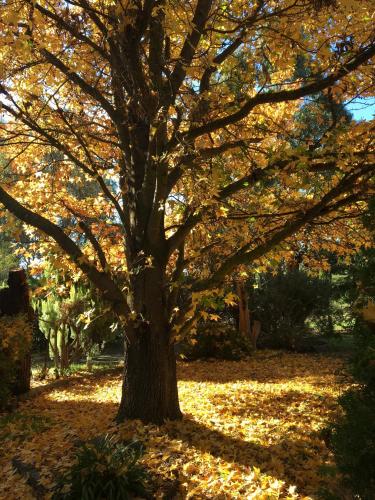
328, 387, 375, 499
53, 435, 149, 500
180, 321, 252, 360
36, 279, 116, 375
251, 269, 333, 350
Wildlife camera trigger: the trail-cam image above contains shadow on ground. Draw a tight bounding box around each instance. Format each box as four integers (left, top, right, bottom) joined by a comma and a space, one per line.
177, 352, 346, 384
3, 386, 338, 498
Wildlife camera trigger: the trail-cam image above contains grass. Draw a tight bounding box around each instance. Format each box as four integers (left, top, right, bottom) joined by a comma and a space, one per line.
31, 354, 123, 380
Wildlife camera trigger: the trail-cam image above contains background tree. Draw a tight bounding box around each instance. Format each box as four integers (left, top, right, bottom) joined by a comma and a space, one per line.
0, 0, 374, 423
36, 267, 119, 376
325, 197, 375, 499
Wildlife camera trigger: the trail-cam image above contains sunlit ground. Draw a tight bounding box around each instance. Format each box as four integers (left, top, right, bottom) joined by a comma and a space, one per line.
0, 351, 351, 499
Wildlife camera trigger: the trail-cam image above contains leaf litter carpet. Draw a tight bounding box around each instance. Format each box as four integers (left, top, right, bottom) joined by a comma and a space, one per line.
0, 352, 350, 499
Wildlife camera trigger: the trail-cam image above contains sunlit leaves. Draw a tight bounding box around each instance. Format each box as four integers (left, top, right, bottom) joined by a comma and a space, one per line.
0, 352, 351, 498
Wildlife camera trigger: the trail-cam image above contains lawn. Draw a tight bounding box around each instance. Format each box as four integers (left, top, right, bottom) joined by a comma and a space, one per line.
0, 352, 351, 499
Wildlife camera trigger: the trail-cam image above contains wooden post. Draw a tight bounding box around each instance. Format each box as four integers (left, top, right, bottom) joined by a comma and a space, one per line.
236, 280, 261, 350
237, 280, 251, 339
0, 269, 32, 394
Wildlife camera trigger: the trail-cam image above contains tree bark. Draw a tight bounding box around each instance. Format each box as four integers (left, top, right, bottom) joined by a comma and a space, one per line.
117, 328, 181, 424
117, 266, 182, 424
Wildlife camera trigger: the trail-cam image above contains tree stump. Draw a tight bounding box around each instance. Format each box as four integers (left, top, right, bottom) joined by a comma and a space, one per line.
0, 269, 32, 395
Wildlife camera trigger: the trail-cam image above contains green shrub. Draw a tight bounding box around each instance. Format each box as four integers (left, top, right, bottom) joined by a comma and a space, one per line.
53, 435, 149, 500
325, 198, 375, 498
180, 321, 252, 360
251, 269, 333, 350
328, 387, 375, 499
350, 322, 375, 389
325, 321, 375, 498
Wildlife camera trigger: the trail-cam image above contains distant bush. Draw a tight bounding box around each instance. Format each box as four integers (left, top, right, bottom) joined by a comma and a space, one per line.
53, 435, 149, 500
180, 321, 252, 360
328, 387, 375, 499
326, 322, 375, 498
251, 269, 332, 350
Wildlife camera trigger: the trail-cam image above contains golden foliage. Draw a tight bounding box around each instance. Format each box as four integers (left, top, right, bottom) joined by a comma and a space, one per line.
0, 352, 351, 498
0, 0, 374, 292
0, 314, 33, 360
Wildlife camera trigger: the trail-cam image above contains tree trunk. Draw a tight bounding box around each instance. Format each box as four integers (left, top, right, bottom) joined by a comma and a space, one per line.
52, 329, 60, 377
117, 266, 182, 424
250, 319, 261, 350
237, 280, 251, 338
117, 328, 181, 424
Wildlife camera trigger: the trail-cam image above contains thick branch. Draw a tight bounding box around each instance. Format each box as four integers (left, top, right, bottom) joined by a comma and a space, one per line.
0, 184, 127, 311
180, 43, 375, 143
193, 163, 375, 291
39, 48, 118, 123
168, 0, 213, 99
78, 220, 108, 271
33, 2, 110, 60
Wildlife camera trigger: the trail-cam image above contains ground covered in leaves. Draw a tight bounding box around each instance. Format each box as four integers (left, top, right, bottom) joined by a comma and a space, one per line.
0, 352, 351, 499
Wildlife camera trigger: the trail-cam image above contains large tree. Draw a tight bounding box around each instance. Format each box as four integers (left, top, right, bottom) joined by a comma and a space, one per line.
0, 0, 374, 423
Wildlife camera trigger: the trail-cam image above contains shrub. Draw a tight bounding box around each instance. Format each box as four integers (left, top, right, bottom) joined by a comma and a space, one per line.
53, 435, 149, 500
326, 199, 375, 497
350, 322, 375, 389
326, 322, 375, 498
180, 321, 252, 360
0, 314, 32, 409
251, 269, 332, 350
328, 387, 375, 499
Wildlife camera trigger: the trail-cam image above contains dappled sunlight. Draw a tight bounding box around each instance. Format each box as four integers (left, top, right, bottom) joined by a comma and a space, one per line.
44, 378, 122, 405
0, 352, 350, 499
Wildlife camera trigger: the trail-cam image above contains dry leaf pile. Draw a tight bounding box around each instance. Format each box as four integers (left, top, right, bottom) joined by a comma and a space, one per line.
0, 352, 350, 499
